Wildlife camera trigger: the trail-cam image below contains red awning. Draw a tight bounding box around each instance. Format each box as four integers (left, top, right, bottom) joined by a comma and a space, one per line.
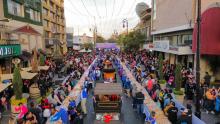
192, 7, 220, 55
14, 25, 41, 35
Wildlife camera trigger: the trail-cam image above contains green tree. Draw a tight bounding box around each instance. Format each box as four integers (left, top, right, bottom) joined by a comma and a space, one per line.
12, 61, 23, 100
39, 53, 45, 66
83, 42, 93, 50
96, 35, 105, 43
158, 54, 164, 80
175, 64, 182, 91
116, 31, 145, 51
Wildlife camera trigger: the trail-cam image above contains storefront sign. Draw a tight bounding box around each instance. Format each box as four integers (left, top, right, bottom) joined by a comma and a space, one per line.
0, 44, 21, 58
153, 40, 169, 52
169, 46, 179, 51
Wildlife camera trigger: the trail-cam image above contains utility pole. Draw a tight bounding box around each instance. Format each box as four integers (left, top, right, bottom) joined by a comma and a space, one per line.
195, 0, 201, 119
94, 26, 97, 50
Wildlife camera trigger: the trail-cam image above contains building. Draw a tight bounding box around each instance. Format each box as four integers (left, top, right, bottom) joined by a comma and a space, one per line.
150, 0, 220, 81
73, 33, 94, 49
66, 27, 74, 49
135, 2, 152, 46
0, 0, 44, 73
42, 0, 67, 55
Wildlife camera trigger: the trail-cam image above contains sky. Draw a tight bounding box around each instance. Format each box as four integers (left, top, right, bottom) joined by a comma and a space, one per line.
64, 0, 151, 39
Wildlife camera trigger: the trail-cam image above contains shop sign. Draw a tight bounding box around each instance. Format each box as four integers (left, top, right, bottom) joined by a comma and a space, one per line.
169, 46, 179, 51
0, 44, 21, 58
153, 40, 169, 52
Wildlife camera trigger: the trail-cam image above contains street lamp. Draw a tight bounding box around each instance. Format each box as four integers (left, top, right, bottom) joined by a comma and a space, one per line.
195, 0, 201, 119
122, 19, 128, 35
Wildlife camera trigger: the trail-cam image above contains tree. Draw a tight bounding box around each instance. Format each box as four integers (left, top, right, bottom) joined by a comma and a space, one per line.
175, 64, 182, 91
158, 54, 164, 80
116, 31, 145, 51
12, 59, 23, 100
39, 53, 45, 66
96, 35, 105, 43
83, 42, 93, 50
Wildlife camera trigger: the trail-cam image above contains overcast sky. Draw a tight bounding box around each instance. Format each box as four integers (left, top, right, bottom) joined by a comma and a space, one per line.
64, 0, 151, 39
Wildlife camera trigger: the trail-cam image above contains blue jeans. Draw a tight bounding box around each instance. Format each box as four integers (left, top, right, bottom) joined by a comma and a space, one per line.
137, 104, 143, 115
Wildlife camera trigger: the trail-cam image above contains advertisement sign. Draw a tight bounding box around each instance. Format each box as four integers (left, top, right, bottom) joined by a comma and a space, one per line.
0, 44, 21, 58
153, 40, 169, 52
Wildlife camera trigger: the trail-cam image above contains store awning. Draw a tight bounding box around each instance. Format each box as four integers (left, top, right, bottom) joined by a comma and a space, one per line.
79, 49, 92, 53
192, 7, 220, 55
0, 71, 38, 80
21, 66, 50, 72
0, 83, 12, 93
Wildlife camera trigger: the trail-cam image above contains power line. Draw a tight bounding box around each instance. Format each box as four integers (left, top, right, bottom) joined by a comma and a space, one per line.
93, 0, 101, 18
66, 0, 89, 17
80, 0, 94, 17
111, 0, 115, 17
126, 0, 137, 15
116, 0, 125, 16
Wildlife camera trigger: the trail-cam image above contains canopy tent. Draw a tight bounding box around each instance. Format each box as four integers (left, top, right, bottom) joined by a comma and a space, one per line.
192, 7, 220, 55
0, 83, 12, 93
0, 71, 38, 81
21, 66, 50, 72
79, 49, 92, 53
96, 43, 119, 49
94, 83, 122, 95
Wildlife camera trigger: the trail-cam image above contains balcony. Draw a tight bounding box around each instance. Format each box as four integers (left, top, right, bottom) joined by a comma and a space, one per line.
169, 45, 193, 55
140, 8, 151, 20
145, 41, 193, 55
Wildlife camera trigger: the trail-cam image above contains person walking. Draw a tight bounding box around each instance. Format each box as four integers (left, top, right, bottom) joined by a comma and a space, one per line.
204, 72, 211, 87
81, 87, 88, 115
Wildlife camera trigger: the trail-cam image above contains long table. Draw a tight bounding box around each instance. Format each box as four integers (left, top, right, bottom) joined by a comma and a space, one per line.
120, 59, 205, 124
119, 60, 171, 124
62, 58, 97, 107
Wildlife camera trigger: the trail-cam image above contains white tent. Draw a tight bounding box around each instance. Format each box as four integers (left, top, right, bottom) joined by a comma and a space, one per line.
79, 49, 92, 53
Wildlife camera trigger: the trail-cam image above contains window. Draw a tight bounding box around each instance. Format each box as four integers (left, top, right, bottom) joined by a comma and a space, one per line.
50, 1, 54, 10
7, 0, 24, 17
182, 34, 192, 46
43, 8, 48, 15
50, 12, 54, 19
30, 9, 34, 20
44, 31, 49, 38
43, 20, 48, 27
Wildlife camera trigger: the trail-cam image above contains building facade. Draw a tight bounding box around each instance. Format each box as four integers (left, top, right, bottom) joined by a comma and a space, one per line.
134, 6, 152, 49
151, 0, 220, 81
73, 33, 94, 50
0, 0, 44, 74
66, 27, 74, 49
42, 0, 67, 55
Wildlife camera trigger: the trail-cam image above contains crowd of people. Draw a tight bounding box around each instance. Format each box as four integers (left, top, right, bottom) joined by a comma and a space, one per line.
1, 48, 220, 124
119, 50, 220, 123
0, 50, 95, 124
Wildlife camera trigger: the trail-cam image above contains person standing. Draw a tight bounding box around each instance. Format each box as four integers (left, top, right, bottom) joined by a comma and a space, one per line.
167, 102, 178, 124
81, 87, 88, 115
204, 72, 211, 87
